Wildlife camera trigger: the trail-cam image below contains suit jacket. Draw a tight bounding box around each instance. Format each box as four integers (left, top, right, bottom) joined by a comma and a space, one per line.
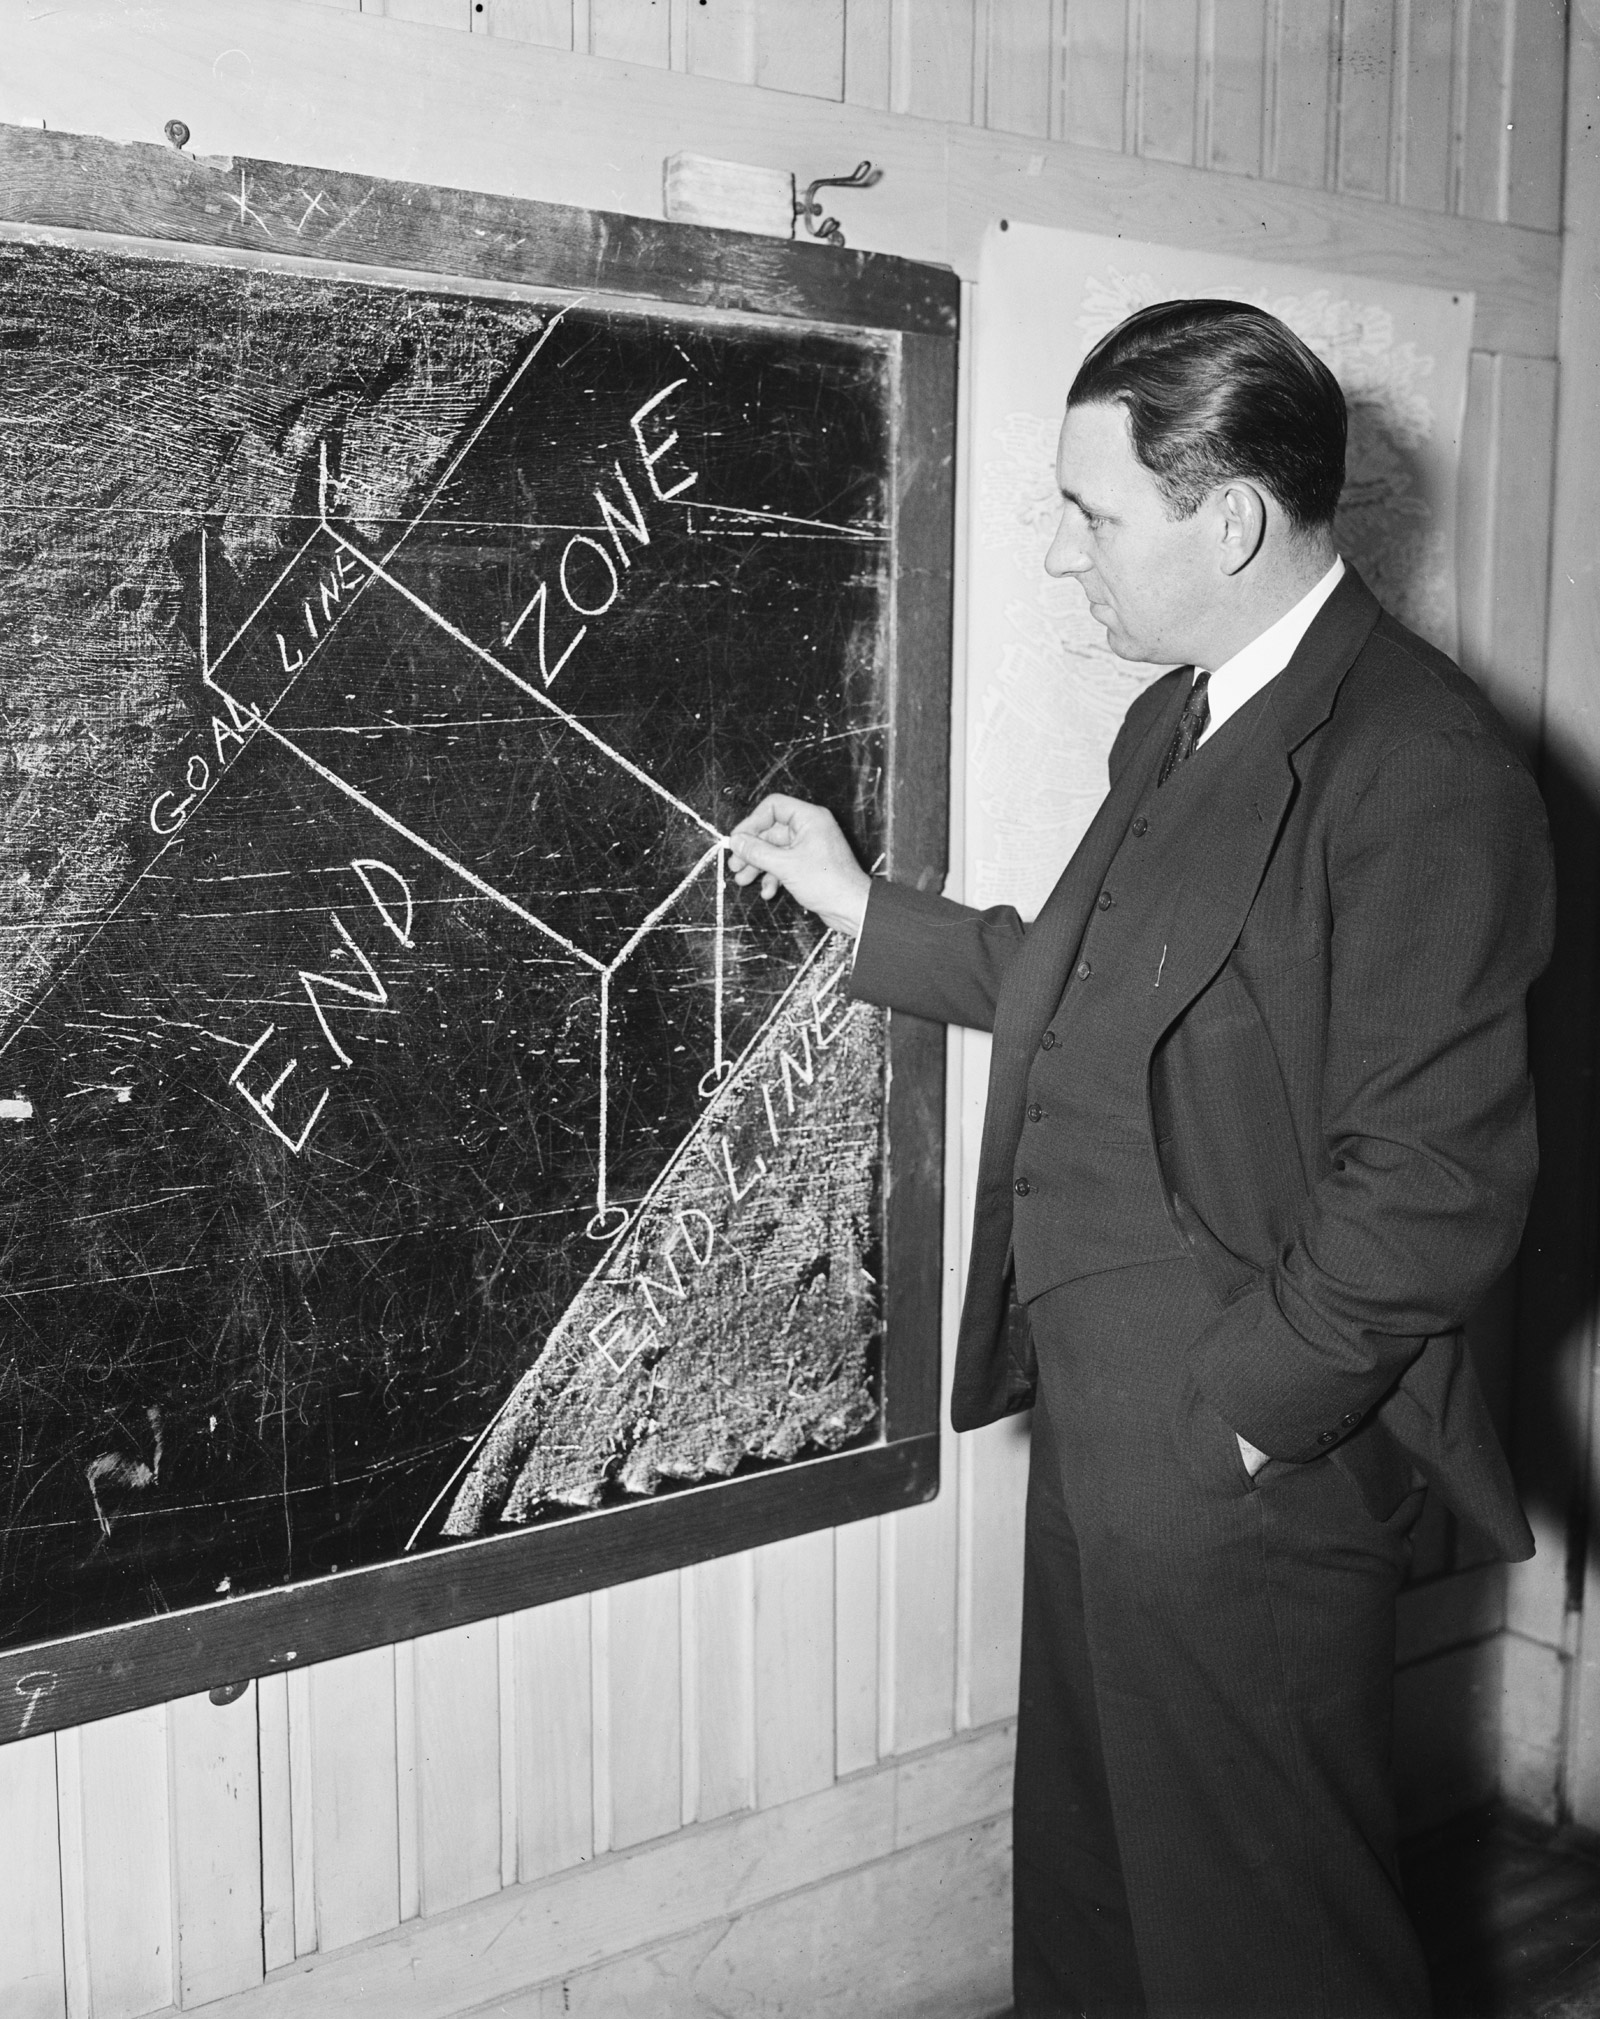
851, 568, 1554, 1558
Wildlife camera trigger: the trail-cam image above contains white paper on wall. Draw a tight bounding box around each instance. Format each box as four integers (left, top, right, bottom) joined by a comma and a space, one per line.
966, 222, 1474, 917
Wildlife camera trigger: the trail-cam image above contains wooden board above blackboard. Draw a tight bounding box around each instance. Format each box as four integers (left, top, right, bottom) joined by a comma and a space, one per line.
0, 126, 954, 1739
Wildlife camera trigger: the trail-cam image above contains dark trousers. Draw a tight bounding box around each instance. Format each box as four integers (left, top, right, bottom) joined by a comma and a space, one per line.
1014, 1259, 1430, 2019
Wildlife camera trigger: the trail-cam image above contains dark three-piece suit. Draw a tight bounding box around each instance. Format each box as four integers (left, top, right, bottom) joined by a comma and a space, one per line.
848, 569, 1555, 2016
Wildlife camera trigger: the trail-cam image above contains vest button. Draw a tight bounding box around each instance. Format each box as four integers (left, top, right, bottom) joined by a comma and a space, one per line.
1132, 816, 1149, 837
1026, 1104, 1043, 1123
1076, 960, 1091, 980
1097, 890, 1113, 910
1040, 1031, 1057, 1050
1014, 1177, 1031, 1197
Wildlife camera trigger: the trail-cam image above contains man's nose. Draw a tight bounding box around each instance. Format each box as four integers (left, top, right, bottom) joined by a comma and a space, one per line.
1044, 510, 1089, 577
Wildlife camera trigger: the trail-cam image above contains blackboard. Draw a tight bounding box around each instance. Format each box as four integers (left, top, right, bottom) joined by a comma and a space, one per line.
0, 128, 954, 1738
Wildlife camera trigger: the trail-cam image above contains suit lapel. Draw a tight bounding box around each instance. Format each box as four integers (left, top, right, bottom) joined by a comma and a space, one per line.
981, 673, 1181, 1115
1146, 566, 1382, 1041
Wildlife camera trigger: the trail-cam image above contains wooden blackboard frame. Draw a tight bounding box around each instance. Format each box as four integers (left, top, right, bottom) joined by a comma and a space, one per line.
0, 125, 955, 1741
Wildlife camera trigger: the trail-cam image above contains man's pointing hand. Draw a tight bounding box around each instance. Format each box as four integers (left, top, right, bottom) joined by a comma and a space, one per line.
727, 795, 872, 938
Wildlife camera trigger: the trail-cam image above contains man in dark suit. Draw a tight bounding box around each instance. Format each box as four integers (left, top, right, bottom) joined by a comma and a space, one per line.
728, 301, 1554, 2017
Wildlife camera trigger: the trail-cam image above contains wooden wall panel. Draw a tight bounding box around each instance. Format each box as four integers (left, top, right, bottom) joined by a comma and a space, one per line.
1267, 0, 1338, 186
413, 1621, 503, 1917
693, 1552, 755, 1822
753, 1529, 836, 1808
834, 1517, 882, 1773
606, 1571, 683, 1849
256, 1674, 295, 1973
0, 1733, 65, 2019
982, 0, 1053, 139
1394, 0, 1457, 211
169, 1687, 265, 2007
1061, 0, 1130, 152
892, 0, 976, 123
307, 1647, 400, 1952
513, 1594, 595, 1882
686, 0, 756, 85
757, 0, 843, 99
60, 1709, 173, 2019
480, 0, 575, 45
1139, 0, 1203, 165
1462, 0, 1514, 220
1336, 0, 1397, 199
843, 0, 893, 109
1209, 0, 1268, 176
1506, 0, 1567, 231
589, 0, 670, 67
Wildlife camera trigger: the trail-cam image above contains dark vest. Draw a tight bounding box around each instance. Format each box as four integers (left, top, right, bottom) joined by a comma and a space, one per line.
1009, 698, 1267, 1304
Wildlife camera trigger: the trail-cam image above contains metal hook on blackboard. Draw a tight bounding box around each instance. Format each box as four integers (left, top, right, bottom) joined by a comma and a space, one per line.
795, 162, 882, 249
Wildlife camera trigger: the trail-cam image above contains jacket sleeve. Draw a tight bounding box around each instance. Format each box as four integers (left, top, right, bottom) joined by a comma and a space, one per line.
1185, 726, 1555, 1462
846, 879, 1026, 1032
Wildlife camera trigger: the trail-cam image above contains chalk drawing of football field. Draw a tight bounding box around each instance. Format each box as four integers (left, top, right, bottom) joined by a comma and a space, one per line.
190, 307, 887, 1537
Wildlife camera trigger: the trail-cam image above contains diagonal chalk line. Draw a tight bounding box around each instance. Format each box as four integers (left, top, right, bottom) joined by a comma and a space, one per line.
324, 531, 723, 843
403, 930, 852, 1550
0, 309, 586, 1063
240, 710, 606, 970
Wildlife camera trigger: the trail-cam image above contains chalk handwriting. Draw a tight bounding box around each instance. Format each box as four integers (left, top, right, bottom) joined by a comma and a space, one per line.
502, 381, 694, 686
230, 857, 416, 1154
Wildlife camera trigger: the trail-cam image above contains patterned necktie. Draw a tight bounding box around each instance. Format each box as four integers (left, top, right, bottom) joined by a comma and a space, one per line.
1156, 669, 1212, 788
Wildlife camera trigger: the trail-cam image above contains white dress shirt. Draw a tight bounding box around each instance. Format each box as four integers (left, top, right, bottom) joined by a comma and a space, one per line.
1194, 555, 1345, 745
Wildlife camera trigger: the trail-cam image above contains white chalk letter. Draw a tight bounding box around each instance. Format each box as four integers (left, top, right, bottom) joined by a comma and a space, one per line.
630, 379, 699, 502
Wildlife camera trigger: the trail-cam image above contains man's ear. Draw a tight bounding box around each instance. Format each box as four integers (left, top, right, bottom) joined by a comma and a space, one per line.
1216, 481, 1267, 576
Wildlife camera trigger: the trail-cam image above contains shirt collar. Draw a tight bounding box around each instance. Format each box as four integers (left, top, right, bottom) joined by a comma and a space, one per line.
1196, 555, 1346, 745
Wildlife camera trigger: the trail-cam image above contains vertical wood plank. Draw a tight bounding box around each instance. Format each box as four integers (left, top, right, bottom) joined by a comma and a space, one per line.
590, 0, 671, 66
1485, 355, 1559, 741
515, 1593, 596, 1882
1061, 0, 1131, 150
393, 1640, 420, 1923
982, 0, 1053, 136
891, 1488, 960, 1755
1209, 0, 1267, 175
1139, 0, 1203, 164
481, 0, 574, 42
1506, 0, 1567, 230
1267, 0, 1338, 186
961, 1417, 1030, 1728
590, 1590, 613, 1858
257, 1673, 295, 1974
686, 0, 756, 82
285, 1670, 317, 1958
835, 1515, 881, 1774
1335, 0, 1397, 198
364, 0, 473, 22
694, 1550, 755, 1819
608, 1569, 682, 1849
498, 1615, 518, 1888
415, 1619, 503, 1917
168, 1687, 264, 2007
754, 1528, 836, 1808
757, 0, 845, 97
1461, 0, 1514, 219
891, 0, 975, 122
74, 1708, 174, 2019
55, 1729, 90, 2019
308, 1646, 400, 1953
843, 0, 893, 108
0, 1732, 65, 2019
1394, 0, 1458, 210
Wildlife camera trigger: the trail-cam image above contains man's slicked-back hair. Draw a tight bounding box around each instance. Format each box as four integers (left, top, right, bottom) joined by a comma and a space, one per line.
1067, 299, 1347, 531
